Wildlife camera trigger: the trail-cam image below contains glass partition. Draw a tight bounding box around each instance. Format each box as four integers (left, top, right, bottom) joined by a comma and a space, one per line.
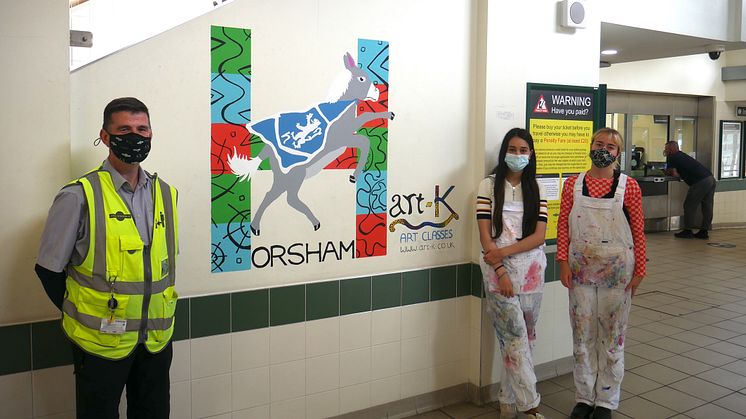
673, 116, 696, 155
631, 114, 669, 172
719, 121, 742, 179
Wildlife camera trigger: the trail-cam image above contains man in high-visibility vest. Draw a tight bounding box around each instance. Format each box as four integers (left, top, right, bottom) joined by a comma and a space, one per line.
36, 97, 178, 419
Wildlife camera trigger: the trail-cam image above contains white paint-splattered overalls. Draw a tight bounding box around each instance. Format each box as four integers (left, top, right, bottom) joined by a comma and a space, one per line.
480, 201, 546, 412
568, 172, 634, 410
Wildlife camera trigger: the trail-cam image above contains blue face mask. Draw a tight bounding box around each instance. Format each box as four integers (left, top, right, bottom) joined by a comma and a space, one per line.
505, 153, 530, 172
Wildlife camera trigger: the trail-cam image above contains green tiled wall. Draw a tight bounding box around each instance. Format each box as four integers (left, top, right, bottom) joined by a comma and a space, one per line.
270, 285, 305, 326
430, 266, 457, 301
0, 257, 561, 376
232, 289, 268, 332
307, 281, 339, 321
371, 273, 400, 310
716, 178, 746, 192
191, 294, 230, 338
31, 320, 72, 370
402, 270, 429, 305
340, 276, 372, 315
0, 324, 30, 375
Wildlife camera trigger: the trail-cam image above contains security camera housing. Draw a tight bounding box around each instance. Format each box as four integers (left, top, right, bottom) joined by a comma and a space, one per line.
707, 44, 725, 60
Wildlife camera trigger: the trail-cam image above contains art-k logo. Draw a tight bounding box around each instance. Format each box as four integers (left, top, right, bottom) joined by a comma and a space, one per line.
388, 185, 459, 232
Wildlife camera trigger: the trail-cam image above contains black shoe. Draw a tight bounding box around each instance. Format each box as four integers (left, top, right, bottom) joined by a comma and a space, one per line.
674, 229, 694, 238
694, 230, 709, 239
570, 402, 594, 419
591, 406, 611, 419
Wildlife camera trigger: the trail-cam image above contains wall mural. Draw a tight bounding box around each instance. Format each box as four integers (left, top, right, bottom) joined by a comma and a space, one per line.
210, 25, 254, 273
210, 28, 392, 273
352, 39, 391, 258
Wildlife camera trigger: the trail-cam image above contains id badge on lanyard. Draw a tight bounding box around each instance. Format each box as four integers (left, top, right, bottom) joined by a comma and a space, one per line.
100, 318, 127, 335
100, 276, 127, 335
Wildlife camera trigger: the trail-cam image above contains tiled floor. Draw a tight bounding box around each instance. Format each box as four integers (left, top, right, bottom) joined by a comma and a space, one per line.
410, 228, 746, 419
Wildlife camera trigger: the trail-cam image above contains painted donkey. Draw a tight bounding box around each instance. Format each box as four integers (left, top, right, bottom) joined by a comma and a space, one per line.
228, 52, 394, 235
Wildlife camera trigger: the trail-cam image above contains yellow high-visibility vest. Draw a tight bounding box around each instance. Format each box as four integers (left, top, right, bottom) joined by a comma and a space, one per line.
62, 169, 178, 360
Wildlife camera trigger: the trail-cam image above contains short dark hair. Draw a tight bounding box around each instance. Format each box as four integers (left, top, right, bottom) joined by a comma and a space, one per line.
102, 97, 150, 130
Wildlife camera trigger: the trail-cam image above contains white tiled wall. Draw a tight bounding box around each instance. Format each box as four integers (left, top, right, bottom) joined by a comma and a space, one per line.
3, 293, 577, 418
0, 371, 33, 418
713, 190, 746, 224
0, 366, 76, 419
174, 296, 475, 418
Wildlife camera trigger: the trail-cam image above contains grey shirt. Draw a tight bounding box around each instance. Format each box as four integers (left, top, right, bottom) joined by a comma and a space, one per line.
37, 159, 154, 273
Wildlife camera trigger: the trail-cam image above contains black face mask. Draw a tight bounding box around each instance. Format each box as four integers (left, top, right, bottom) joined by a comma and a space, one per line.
107, 132, 151, 164
589, 148, 616, 168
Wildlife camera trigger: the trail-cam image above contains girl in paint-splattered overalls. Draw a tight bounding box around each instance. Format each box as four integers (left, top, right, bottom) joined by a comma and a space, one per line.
477, 128, 548, 419
557, 128, 646, 419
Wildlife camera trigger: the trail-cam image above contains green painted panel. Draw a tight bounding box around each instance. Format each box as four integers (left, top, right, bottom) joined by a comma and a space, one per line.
211, 26, 251, 76
358, 127, 388, 171
211, 174, 250, 224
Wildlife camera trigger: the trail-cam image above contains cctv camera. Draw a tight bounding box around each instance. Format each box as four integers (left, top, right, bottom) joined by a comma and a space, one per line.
708, 44, 725, 60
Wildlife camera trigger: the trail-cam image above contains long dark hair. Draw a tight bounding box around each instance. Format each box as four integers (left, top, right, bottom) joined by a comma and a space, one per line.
490, 128, 540, 239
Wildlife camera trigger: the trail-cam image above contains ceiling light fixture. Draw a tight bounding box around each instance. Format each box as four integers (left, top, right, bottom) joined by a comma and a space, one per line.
601, 49, 618, 55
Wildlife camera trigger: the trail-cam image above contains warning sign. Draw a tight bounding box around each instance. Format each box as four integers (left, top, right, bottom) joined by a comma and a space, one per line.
534, 95, 549, 113
529, 89, 593, 121
526, 84, 597, 239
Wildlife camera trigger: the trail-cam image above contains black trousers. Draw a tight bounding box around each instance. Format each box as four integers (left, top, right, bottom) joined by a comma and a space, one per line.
683, 175, 716, 231
72, 341, 172, 419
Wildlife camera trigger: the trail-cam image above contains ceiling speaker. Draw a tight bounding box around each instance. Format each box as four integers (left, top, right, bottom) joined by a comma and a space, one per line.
561, 0, 586, 29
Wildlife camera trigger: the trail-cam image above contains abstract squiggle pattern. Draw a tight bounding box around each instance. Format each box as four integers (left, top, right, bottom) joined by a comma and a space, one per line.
355, 39, 390, 258
210, 26, 253, 273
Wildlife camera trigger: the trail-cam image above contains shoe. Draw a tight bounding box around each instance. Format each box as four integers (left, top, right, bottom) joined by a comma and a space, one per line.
570, 402, 594, 419
499, 403, 518, 418
521, 413, 545, 419
674, 229, 694, 238
694, 230, 709, 239
591, 406, 612, 419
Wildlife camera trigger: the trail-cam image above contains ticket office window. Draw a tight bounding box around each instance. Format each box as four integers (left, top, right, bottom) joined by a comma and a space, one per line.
631, 114, 669, 167
672, 116, 696, 156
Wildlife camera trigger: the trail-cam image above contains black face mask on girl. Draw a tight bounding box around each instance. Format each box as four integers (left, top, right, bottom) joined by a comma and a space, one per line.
107, 132, 151, 164
589, 148, 616, 168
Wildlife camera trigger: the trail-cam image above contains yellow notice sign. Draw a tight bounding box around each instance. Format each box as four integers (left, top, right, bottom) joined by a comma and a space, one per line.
531, 119, 593, 175
529, 119, 593, 240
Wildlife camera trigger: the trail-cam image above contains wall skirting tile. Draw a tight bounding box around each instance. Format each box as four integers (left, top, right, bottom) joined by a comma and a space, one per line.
0, 259, 574, 419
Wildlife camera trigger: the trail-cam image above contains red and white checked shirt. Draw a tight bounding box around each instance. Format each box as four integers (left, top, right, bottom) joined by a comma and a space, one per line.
556, 173, 647, 277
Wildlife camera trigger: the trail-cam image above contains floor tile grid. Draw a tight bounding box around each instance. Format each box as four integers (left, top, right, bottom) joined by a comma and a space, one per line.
407, 229, 746, 418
